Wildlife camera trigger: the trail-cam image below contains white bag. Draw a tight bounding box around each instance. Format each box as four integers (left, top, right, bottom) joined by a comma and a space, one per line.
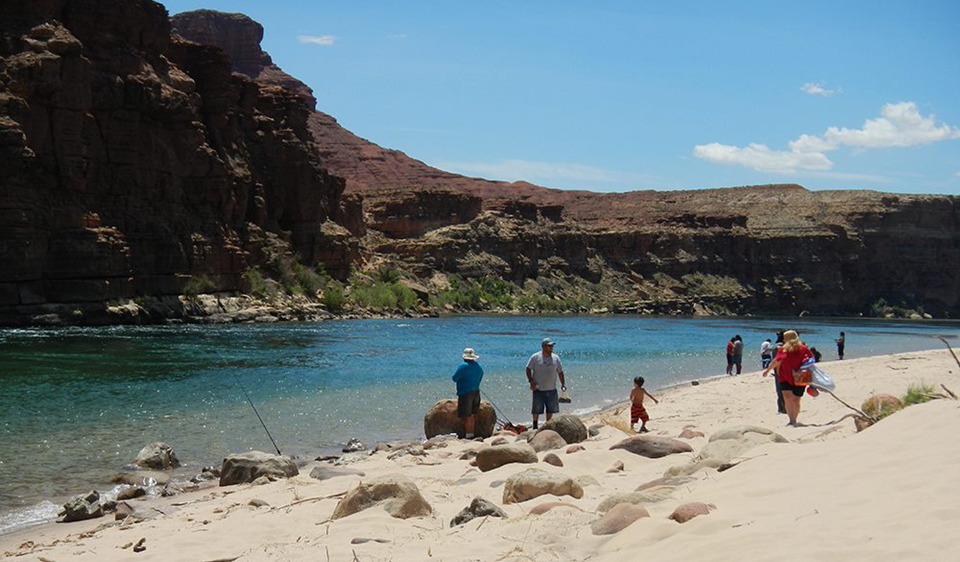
810, 365, 836, 392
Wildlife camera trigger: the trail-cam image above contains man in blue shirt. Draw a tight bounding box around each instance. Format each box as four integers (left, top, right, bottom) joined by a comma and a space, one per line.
452, 348, 484, 439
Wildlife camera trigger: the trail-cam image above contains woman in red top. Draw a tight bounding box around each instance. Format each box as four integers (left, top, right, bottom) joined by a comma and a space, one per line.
762, 330, 813, 426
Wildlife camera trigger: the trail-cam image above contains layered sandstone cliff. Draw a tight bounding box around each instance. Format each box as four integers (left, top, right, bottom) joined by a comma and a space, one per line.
1, 4, 956, 326
0, 0, 353, 325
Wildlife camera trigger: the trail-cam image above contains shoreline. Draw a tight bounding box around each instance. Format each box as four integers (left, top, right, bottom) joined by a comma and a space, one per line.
3, 347, 958, 560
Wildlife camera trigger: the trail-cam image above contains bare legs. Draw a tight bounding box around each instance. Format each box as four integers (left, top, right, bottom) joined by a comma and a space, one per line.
782, 392, 802, 425
464, 415, 475, 437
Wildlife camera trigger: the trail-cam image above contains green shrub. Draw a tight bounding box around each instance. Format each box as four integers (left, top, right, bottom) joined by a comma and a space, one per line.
321, 282, 345, 312
376, 267, 401, 284
351, 281, 418, 311
903, 382, 938, 406
430, 276, 516, 310
184, 274, 215, 296
243, 267, 276, 299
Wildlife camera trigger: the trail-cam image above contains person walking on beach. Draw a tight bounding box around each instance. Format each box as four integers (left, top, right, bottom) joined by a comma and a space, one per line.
762, 330, 814, 426
526, 338, 566, 430
452, 348, 483, 439
725, 337, 735, 375
629, 376, 659, 433
835, 332, 845, 360
772, 331, 786, 414
760, 338, 773, 369
731, 335, 744, 375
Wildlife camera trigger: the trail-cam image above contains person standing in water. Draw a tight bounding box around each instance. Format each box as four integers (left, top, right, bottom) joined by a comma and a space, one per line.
526, 338, 566, 430
452, 348, 483, 439
835, 332, 845, 360
731, 335, 744, 375
760, 338, 773, 369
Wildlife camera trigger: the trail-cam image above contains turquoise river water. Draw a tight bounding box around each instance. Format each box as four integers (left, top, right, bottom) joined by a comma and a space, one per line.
1, 315, 957, 532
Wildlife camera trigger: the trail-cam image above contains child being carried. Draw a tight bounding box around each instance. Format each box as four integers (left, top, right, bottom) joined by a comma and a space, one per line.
630, 375, 659, 433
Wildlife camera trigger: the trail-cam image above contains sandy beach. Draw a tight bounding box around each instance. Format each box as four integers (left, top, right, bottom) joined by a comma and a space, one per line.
2, 348, 958, 561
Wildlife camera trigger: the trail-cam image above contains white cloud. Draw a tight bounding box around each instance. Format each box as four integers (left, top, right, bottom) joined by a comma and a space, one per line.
695, 102, 960, 174
801, 82, 841, 97
693, 143, 833, 174
298, 35, 336, 46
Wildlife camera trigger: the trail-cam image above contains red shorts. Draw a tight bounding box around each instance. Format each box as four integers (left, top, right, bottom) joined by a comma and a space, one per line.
631, 403, 649, 424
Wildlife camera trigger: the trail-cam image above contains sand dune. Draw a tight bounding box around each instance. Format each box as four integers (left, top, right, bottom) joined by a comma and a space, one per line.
2, 349, 958, 561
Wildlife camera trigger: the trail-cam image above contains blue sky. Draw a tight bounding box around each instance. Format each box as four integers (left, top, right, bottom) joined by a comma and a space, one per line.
162, 0, 960, 194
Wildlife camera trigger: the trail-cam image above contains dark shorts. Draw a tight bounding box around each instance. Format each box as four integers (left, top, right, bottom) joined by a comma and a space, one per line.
457, 390, 480, 417
532, 389, 559, 415
732, 355, 742, 365
726, 354, 733, 365
630, 402, 649, 424
779, 380, 805, 397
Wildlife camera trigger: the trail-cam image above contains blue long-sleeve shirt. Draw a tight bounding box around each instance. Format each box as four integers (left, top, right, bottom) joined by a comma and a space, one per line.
452, 361, 483, 396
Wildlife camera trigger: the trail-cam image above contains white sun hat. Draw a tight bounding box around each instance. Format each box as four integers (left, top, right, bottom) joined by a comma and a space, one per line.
462, 348, 480, 361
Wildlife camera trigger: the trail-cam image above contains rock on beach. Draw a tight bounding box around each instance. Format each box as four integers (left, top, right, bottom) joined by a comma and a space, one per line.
540, 414, 588, 444
332, 475, 432, 520
219, 451, 299, 486
423, 399, 497, 439
609, 435, 693, 458
475, 443, 538, 472
133, 442, 181, 470
502, 468, 584, 504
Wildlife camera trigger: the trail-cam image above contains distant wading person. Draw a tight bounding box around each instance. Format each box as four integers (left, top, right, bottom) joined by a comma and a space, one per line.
526, 338, 566, 430
452, 348, 483, 439
762, 330, 814, 426
760, 338, 773, 369
725, 337, 735, 375
835, 332, 845, 360
731, 334, 744, 375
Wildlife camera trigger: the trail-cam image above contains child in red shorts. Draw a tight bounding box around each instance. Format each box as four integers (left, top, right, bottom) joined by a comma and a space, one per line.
630, 376, 659, 433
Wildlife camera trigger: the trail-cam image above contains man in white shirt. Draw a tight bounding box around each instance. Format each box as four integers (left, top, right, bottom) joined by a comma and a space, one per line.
526, 338, 567, 430
760, 339, 773, 369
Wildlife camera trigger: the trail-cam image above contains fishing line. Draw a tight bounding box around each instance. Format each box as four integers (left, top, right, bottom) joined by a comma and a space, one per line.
214, 349, 283, 456
480, 388, 515, 427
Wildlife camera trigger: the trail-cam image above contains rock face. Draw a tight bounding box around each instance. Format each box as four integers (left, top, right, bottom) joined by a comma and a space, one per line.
59, 490, 105, 522
502, 468, 584, 504
423, 399, 497, 439
450, 496, 507, 527
591, 503, 650, 535
475, 443, 538, 473
539, 415, 588, 444
609, 435, 693, 458
331, 475, 432, 520
0, 1, 351, 326
134, 442, 181, 470
529, 430, 567, 453
219, 451, 299, 486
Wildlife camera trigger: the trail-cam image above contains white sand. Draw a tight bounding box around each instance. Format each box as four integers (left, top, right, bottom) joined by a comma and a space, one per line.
3, 349, 959, 561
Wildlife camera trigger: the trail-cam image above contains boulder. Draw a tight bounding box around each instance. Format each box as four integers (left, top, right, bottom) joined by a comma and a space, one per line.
191, 466, 221, 483
219, 451, 299, 486
669, 502, 715, 523
309, 466, 366, 481
597, 490, 675, 512
542, 453, 563, 467
489, 436, 508, 446
590, 503, 650, 535
116, 486, 146, 501
862, 394, 905, 419
423, 399, 496, 439
665, 426, 787, 478
678, 428, 705, 439
540, 414, 588, 444
588, 424, 603, 437
609, 435, 693, 458
331, 475, 432, 520
566, 444, 585, 454
475, 443, 538, 473
342, 438, 366, 453
133, 442, 181, 470
515, 431, 534, 442
112, 470, 170, 487
529, 429, 567, 452
575, 475, 600, 488
502, 468, 584, 504
450, 496, 508, 527
529, 501, 582, 515
59, 491, 104, 523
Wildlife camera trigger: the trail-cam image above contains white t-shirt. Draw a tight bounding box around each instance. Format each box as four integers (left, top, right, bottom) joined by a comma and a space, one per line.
760, 341, 771, 356
526, 351, 563, 391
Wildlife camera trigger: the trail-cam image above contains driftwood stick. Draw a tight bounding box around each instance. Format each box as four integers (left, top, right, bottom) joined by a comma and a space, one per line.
822, 389, 873, 421
941, 384, 958, 400
939, 337, 960, 370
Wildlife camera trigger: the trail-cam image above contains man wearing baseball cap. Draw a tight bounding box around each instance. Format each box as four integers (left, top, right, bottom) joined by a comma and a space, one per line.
526, 338, 566, 429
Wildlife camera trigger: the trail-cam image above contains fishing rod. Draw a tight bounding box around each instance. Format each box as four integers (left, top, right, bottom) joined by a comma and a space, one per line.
214, 349, 283, 456
480, 388, 516, 427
